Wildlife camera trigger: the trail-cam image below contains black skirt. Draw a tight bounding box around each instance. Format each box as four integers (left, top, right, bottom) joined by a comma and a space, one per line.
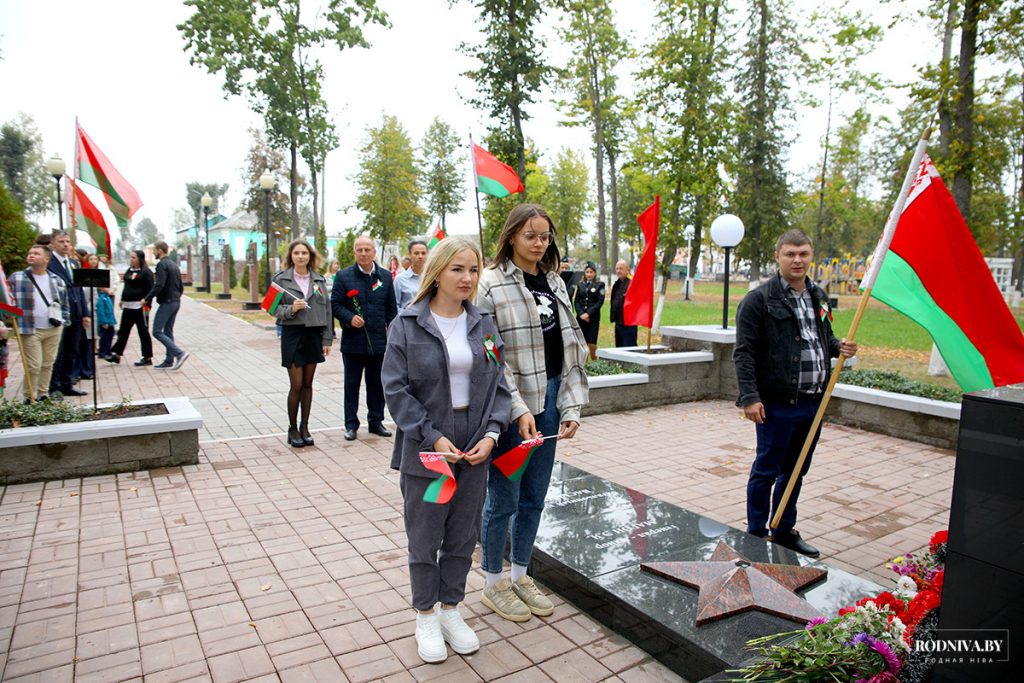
281, 325, 326, 367
577, 316, 600, 344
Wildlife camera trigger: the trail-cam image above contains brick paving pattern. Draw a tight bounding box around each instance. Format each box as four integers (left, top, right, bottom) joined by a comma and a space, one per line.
0, 295, 955, 681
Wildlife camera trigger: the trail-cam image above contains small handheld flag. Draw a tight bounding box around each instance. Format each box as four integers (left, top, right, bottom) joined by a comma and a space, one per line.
0, 259, 24, 317
419, 452, 458, 504
493, 435, 557, 481
260, 282, 289, 315
428, 223, 446, 248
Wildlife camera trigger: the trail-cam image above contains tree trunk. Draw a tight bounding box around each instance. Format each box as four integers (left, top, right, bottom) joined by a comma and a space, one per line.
938, 0, 959, 158
290, 142, 299, 238
692, 195, 705, 286
748, 0, 770, 281
607, 149, 620, 267
951, 0, 977, 223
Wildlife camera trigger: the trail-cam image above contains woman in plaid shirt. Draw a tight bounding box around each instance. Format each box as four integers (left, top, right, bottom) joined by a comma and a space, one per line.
477, 204, 589, 622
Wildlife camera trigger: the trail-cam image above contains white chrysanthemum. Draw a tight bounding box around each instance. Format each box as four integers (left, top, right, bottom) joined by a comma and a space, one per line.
896, 575, 918, 596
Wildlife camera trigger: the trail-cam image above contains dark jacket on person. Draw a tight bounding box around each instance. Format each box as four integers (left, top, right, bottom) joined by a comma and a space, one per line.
147, 256, 183, 304
272, 268, 334, 347
609, 277, 630, 324
331, 262, 398, 355
121, 268, 155, 302
48, 254, 89, 321
382, 298, 512, 477
733, 274, 841, 408
574, 278, 605, 319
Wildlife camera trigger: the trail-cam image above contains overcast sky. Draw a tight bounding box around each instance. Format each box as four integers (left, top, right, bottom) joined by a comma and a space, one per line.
1, 0, 929, 245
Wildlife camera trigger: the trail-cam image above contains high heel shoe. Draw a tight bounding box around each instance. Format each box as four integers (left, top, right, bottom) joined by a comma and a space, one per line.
287, 427, 305, 448
300, 425, 314, 446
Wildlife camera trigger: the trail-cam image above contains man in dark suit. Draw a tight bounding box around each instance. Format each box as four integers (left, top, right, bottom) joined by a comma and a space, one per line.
331, 235, 398, 441
47, 231, 90, 397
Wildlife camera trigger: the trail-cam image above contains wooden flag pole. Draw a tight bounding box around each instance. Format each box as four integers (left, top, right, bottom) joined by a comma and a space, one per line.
769, 127, 932, 532
10, 324, 35, 401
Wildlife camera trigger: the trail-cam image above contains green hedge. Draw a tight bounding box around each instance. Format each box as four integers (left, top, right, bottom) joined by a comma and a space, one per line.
585, 359, 639, 376
838, 369, 962, 403
0, 398, 92, 429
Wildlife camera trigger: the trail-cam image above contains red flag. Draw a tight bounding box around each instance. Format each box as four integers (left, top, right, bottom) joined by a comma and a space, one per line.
0, 258, 23, 317
623, 196, 660, 327
493, 437, 544, 481
419, 452, 457, 504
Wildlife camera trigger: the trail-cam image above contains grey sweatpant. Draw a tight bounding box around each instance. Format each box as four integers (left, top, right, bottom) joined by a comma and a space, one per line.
400, 409, 489, 611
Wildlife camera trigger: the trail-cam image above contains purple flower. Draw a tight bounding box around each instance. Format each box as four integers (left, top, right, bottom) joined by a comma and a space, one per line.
869, 639, 901, 674
847, 632, 872, 647
805, 616, 828, 631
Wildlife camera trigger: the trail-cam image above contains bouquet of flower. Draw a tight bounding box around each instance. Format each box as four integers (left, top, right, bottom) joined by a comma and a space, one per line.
346, 288, 373, 353
886, 530, 946, 594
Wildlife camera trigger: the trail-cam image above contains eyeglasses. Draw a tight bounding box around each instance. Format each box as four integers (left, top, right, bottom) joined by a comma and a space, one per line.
519, 232, 553, 244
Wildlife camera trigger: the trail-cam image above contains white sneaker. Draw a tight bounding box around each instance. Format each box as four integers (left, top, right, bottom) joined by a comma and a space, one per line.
415, 611, 447, 663
439, 606, 479, 655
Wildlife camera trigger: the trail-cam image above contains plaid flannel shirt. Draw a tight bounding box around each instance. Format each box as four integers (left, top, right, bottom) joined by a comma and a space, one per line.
7, 269, 69, 335
478, 261, 589, 423
783, 276, 827, 394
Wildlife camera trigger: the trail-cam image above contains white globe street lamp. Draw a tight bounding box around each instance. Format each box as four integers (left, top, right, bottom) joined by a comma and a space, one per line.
710, 214, 745, 329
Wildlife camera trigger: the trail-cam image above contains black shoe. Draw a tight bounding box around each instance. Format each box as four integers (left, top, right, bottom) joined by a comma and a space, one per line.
154, 361, 174, 369
134, 358, 153, 367
770, 530, 820, 558
300, 426, 314, 446
344, 428, 357, 441
61, 388, 88, 397
287, 427, 305, 448
79, 374, 94, 381
368, 425, 392, 438
105, 353, 121, 364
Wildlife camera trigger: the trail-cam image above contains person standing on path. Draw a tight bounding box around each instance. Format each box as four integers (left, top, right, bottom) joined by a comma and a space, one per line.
609, 260, 637, 348
272, 239, 333, 448
106, 250, 154, 366
146, 241, 189, 370
331, 235, 398, 441
393, 239, 428, 309
477, 204, 589, 622
573, 261, 605, 361
7, 245, 69, 401
733, 229, 858, 558
383, 236, 511, 664
46, 231, 89, 397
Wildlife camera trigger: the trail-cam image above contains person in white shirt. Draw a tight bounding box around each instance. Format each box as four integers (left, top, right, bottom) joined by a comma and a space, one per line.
394, 239, 428, 309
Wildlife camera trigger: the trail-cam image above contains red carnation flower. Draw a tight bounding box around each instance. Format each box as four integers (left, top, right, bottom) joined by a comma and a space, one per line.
930, 570, 944, 595
347, 289, 359, 298
929, 530, 948, 554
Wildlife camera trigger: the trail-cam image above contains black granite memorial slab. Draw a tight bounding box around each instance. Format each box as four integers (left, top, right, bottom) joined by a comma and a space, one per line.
531, 462, 886, 682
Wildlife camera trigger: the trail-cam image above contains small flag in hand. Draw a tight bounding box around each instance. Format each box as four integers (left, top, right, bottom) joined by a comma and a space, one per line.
419, 452, 457, 504
428, 223, 446, 248
260, 282, 289, 315
493, 437, 545, 482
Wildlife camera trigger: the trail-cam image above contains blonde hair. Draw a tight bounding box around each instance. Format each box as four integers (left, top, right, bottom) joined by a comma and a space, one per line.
411, 236, 482, 305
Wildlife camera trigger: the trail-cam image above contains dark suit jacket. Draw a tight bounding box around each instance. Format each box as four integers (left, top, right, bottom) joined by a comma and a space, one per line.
331, 262, 398, 355
48, 255, 89, 322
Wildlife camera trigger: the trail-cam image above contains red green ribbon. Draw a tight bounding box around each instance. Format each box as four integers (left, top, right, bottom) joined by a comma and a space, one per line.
483, 335, 500, 364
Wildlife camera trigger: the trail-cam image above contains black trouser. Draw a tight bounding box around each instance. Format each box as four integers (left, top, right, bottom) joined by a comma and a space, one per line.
342, 351, 385, 431
49, 322, 82, 392
615, 322, 638, 347
112, 308, 153, 359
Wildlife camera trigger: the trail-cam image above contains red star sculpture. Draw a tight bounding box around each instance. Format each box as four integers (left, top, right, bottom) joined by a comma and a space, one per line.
640, 541, 828, 626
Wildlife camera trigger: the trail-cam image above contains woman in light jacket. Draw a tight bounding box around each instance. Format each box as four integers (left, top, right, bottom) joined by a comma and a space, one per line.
273, 239, 333, 448
477, 203, 589, 623
382, 236, 511, 665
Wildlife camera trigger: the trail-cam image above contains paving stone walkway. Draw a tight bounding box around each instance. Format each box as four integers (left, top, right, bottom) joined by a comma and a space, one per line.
0, 295, 956, 681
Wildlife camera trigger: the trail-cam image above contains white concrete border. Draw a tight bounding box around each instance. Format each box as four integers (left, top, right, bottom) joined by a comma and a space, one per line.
0, 397, 204, 448
597, 345, 714, 367
587, 373, 649, 389
660, 325, 737, 344
833, 384, 962, 421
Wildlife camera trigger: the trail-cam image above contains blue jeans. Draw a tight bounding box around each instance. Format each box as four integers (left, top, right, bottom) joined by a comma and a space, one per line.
152, 301, 183, 363
481, 376, 562, 573
747, 395, 822, 537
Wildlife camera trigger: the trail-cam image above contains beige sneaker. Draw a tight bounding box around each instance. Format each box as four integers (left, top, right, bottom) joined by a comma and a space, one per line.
511, 576, 554, 617
481, 579, 532, 622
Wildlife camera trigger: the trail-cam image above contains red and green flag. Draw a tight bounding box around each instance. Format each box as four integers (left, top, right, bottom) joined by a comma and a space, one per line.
69, 178, 111, 258
473, 143, 524, 198
493, 436, 548, 482
419, 452, 457, 504
864, 154, 1024, 392
428, 222, 445, 248
76, 123, 143, 228
260, 282, 289, 315
0, 259, 23, 317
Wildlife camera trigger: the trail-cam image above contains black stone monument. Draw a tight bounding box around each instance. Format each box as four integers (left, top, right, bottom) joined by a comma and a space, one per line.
934, 385, 1023, 682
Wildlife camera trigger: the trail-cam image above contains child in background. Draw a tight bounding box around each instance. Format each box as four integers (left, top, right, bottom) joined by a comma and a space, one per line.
95, 286, 116, 360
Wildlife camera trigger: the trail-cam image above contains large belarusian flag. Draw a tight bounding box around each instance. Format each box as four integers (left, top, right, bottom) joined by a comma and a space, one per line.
472, 144, 524, 198
76, 124, 143, 227
69, 178, 112, 258
623, 196, 660, 328
864, 154, 1024, 391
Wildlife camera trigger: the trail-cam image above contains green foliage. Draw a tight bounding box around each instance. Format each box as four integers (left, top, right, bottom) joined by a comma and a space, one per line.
838, 369, 963, 403
185, 181, 230, 240
240, 127, 292, 232
316, 223, 327, 257
227, 247, 238, 289
355, 114, 426, 245
0, 113, 52, 217
334, 229, 359, 266
0, 398, 92, 430
544, 147, 591, 253
420, 117, 465, 229
134, 217, 161, 248
0, 178, 37, 272
584, 358, 635, 376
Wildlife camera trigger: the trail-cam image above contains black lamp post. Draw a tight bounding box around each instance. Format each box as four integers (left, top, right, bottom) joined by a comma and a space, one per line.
201, 192, 213, 293
710, 214, 745, 330
47, 155, 66, 232
259, 172, 274, 290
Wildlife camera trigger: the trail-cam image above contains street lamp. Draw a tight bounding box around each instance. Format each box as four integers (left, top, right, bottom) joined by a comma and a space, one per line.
682, 224, 695, 301
46, 155, 66, 232
259, 172, 275, 290
710, 214, 745, 330
201, 192, 213, 293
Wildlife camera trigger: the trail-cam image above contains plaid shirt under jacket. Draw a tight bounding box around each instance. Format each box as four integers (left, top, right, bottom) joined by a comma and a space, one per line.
782, 275, 828, 394
478, 261, 589, 424
7, 270, 69, 335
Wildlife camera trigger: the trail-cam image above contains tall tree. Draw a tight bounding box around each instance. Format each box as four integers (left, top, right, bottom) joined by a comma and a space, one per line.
185, 182, 229, 244
241, 127, 293, 234
0, 178, 36, 272
459, 0, 549, 185
178, 0, 388, 237
557, 0, 628, 274
950, 0, 980, 221
134, 217, 162, 247
730, 0, 798, 279
355, 114, 425, 245
419, 117, 465, 231
0, 113, 52, 218
544, 147, 591, 255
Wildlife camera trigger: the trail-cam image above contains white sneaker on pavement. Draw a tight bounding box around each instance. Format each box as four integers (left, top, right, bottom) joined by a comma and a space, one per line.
439, 606, 479, 654
415, 611, 448, 663
172, 352, 190, 370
